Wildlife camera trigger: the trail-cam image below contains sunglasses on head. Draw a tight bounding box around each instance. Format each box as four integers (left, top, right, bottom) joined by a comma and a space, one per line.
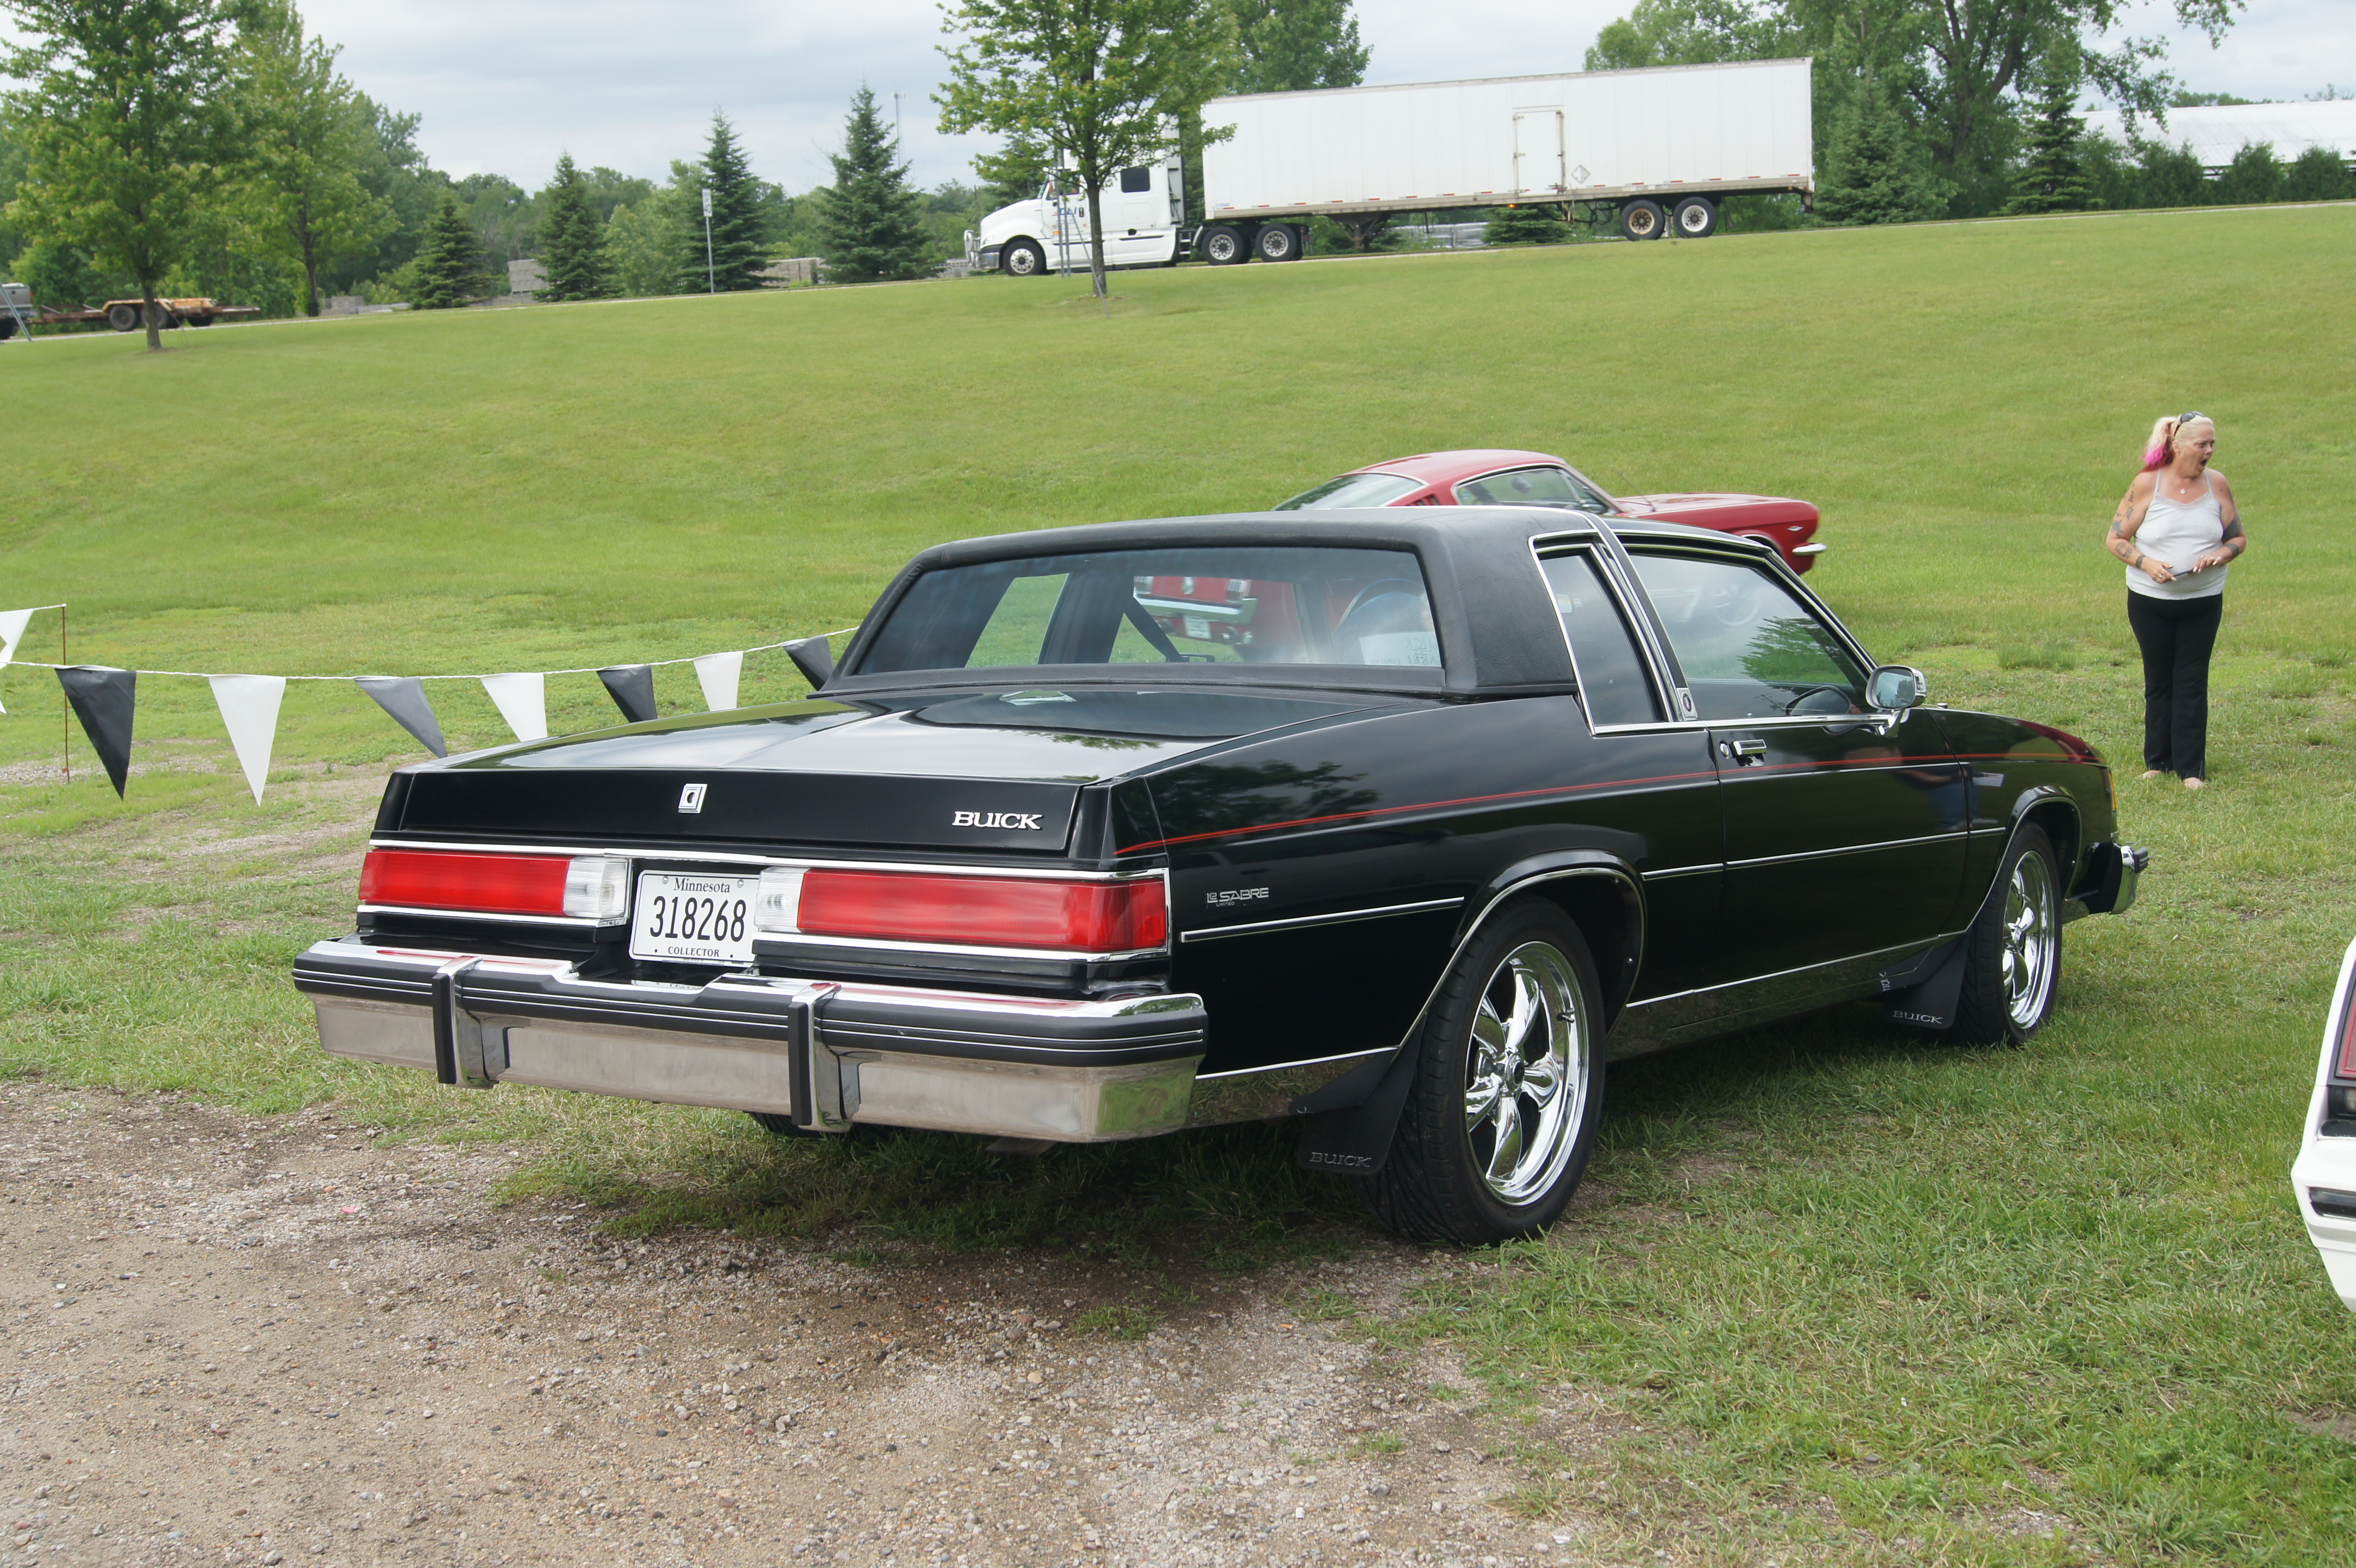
2177, 411, 2207, 425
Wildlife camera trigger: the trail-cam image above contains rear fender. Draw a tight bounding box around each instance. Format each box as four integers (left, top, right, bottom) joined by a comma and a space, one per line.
1295, 858, 1641, 1178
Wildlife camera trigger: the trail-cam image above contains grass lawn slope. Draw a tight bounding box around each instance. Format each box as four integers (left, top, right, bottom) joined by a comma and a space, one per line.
3, 202, 2354, 1563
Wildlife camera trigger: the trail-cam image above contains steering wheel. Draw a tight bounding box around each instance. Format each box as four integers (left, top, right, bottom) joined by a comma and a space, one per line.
1782, 684, 1858, 716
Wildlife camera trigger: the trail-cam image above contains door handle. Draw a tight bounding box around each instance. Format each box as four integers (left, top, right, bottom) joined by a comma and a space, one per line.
1720, 738, 1768, 765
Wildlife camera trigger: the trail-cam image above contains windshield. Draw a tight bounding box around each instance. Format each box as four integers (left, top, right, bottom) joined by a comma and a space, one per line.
1271, 472, 1424, 510
1454, 466, 1614, 514
855, 546, 1440, 675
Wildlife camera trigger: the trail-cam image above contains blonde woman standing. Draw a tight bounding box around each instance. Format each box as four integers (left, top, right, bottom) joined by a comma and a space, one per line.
2107, 412, 2245, 789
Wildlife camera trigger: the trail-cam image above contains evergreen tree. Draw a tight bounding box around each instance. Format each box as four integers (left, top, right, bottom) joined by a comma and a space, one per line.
411, 189, 488, 307
537, 152, 607, 300
1815, 77, 1948, 226
818, 86, 932, 284
1484, 203, 1572, 245
2132, 139, 2208, 206
2003, 58, 2096, 214
676, 112, 764, 291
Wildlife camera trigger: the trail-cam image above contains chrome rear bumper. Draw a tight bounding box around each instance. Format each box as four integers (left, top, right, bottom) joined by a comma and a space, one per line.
294, 939, 1205, 1143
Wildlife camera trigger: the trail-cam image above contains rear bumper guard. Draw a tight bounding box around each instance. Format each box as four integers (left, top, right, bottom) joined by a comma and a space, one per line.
2074, 840, 2150, 917
293, 939, 1205, 1143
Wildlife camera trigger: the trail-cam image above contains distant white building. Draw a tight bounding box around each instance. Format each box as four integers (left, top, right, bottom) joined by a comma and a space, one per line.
2081, 100, 2356, 172
508, 258, 547, 298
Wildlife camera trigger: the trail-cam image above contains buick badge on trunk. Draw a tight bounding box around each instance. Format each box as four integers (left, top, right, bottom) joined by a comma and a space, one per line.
294, 511, 2144, 1245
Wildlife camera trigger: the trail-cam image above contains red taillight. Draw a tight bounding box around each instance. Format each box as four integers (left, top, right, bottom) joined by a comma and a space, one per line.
359, 849, 572, 916
796, 870, 1167, 952
2336, 985, 2356, 1082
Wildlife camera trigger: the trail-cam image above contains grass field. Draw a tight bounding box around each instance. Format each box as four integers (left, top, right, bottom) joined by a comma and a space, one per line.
4, 203, 2355, 1563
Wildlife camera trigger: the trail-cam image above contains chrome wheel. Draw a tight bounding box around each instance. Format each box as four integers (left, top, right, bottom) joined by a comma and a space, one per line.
2000, 849, 2057, 1032
1461, 941, 1588, 1205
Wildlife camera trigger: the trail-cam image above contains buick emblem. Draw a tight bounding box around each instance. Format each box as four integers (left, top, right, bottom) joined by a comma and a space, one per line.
953, 810, 1043, 830
678, 783, 707, 814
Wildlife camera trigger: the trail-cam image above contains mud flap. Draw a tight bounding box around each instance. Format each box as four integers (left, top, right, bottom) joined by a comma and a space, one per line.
1293, 1045, 1419, 1178
1880, 937, 1968, 1031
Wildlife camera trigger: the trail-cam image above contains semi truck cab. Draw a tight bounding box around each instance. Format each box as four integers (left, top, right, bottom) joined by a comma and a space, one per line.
973, 156, 1191, 276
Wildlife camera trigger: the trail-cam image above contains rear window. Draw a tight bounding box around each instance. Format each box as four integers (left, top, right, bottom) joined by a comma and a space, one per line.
855, 547, 1440, 675
1271, 473, 1424, 510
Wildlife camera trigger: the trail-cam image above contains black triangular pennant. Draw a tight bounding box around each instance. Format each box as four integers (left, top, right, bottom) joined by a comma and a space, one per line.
56, 664, 135, 797
598, 664, 658, 725
355, 676, 447, 757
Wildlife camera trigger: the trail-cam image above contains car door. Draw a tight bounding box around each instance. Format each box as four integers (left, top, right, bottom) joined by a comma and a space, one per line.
1103, 165, 1173, 267
1625, 547, 1969, 981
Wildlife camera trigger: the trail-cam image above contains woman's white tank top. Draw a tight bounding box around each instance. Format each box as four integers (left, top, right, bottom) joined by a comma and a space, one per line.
2128, 471, 2227, 600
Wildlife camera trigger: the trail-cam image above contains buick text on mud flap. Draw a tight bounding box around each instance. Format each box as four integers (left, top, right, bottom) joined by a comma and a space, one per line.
953, 810, 1044, 830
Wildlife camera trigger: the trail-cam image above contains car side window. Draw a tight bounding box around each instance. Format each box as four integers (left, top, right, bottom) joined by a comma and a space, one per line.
1454, 467, 1586, 509
1119, 166, 1151, 193
1539, 553, 1662, 727
1560, 469, 1616, 514
1627, 553, 1867, 721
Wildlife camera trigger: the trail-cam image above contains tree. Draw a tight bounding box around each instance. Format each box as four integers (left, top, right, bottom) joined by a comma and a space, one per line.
2003, 55, 2096, 213
2283, 143, 2353, 203
1815, 73, 1948, 224
1228, 0, 1366, 93
1484, 203, 1572, 244
2130, 136, 2208, 206
239, 1, 392, 315
1585, 0, 1794, 70
2210, 140, 2281, 204
939, 0, 1239, 302
817, 85, 932, 283
676, 111, 764, 292
2, 0, 244, 350
536, 152, 606, 301
411, 188, 487, 307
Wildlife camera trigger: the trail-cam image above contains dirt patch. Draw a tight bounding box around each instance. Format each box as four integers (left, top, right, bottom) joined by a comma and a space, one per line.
0, 1083, 1623, 1567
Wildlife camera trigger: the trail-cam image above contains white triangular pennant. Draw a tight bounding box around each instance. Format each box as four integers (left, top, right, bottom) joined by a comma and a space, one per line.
208, 674, 286, 803
0, 607, 33, 665
0, 607, 32, 713
694, 650, 743, 713
480, 672, 548, 742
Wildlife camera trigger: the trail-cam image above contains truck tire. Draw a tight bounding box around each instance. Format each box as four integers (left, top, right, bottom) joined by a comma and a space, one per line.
186, 313, 215, 327
1672, 197, 1718, 238
1619, 201, 1665, 241
1003, 239, 1047, 277
1255, 223, 1303, 262
1201, 224, 1249, 265
107, 303, 141, 332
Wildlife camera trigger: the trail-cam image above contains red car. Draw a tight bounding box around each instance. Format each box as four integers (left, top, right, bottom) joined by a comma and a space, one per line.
1273, 448, 1825, 574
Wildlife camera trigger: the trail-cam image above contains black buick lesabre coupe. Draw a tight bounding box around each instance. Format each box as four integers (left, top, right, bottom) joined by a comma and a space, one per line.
295, 511, 2145, 1244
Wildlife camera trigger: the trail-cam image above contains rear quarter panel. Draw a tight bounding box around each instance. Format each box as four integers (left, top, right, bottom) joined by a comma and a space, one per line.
1932, 709, 2117, 901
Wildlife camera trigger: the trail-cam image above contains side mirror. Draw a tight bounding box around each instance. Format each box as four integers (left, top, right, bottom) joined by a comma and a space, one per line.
1868, 664, 1928, 712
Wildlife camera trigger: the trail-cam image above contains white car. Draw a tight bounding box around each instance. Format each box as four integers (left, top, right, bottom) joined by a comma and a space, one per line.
2292, 934, 2356, 1309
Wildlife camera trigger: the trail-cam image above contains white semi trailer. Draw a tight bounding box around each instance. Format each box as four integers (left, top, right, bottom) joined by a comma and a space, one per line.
970, 57, 1815, 273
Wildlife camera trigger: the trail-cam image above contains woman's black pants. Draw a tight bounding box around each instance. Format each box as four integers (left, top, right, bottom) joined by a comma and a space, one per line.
2127, 591, 2223, 778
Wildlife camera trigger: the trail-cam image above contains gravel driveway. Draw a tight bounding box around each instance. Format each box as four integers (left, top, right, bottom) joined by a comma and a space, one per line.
0, 1082, 1618, 1567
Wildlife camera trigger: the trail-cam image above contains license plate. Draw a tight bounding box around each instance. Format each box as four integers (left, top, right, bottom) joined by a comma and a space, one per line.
630, 872, 757, 967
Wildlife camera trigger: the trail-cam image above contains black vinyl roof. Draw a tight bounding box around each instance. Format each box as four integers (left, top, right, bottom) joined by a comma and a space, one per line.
827, 508, 1771, 701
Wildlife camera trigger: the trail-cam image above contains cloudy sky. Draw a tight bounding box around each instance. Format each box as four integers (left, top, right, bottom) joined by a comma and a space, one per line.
54, 0, 2356, 192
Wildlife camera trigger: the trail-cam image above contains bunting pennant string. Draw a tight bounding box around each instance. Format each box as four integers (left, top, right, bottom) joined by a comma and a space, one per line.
209, 675, 286, 803
693, 651, 744, 714
3, 624, 858, 800
479, 672, 548, 743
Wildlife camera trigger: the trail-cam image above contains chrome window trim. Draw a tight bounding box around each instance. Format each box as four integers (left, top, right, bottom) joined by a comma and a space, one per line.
1622, 930, 1970, 1010
1527, 541, 1677, 731
370, 840, 1164, 883
1177, 896, 1464, 945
